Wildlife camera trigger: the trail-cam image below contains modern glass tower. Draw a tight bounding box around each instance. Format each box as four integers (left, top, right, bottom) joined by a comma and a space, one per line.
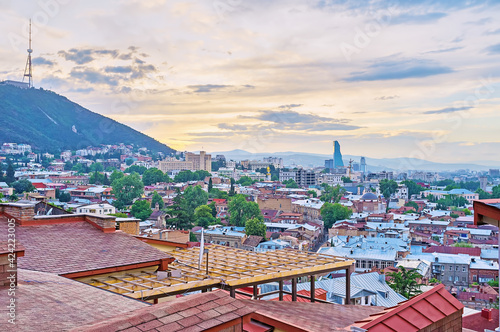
333, 141, 344, 168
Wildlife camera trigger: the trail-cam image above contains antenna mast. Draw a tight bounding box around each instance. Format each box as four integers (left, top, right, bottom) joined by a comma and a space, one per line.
23, 19, 33, 88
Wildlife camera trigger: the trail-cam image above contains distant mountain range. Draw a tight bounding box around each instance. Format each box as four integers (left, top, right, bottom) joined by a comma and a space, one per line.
0, 84, 174, 154
211, 149, 498, 172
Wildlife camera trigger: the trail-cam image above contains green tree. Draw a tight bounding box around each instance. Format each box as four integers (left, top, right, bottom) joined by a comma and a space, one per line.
341, 176, 352, 183
228, 178, 236, 196
189, 232, 198, 242
125, 165, 147, 175
5, 161, 15, 184
183, 185, 209, 215
245, 217, 266, 238
379, 179, 398, 199
150, 191, 165, 210
476, 188, 491, 199
59, 192, 71, 202
307, 190, 317, 198
0, 162, 4, 182
125, 158, 134, 166
89, 162, 104, 172
237, 176, 254, 187
208, 201, 217, 217
112, 173, 144, 207
402, 180, 422, 197
209, 188, 229, 200
11, 179, 35, 194
166, 188, 192, 229
320, 202, 352, 229
453, 242, 473, 247
131, 200, 153, 221
387, 266, 422, 298
228, 194, 262, 227
89, 171, 105, 185
109, 212, 128, 218
142, 168, 166, 186
405, 201, 419, 212
283, 179, 299, 188
110, 170, 124, 184
194, 205, 216, 227
320, 184, 346, 203
492, 185, 500, 199
72, 163, 84, 173
208, 177, 213, 192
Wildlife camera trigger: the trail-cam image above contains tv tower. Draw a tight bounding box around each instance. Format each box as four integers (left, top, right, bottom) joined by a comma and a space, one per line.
22, 19, 33, 88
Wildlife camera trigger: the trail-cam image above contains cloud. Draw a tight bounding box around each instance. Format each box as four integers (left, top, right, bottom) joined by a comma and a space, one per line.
375, 95, 399, 100
187, 84, 254, 93
70, 68, 119, 86
32, 57, 56, 67
218, 123, 248, 131
104, 66, 133, 73
484, 43, 500, 55
57, 47, 144, 64
390, 12, 447, 25
423, 46, 463, 54
345, 59, 453, 82
484, 28, 500, 35
247, 110, 361, 131
424, 106, 473, 114
278, 104, 303, 109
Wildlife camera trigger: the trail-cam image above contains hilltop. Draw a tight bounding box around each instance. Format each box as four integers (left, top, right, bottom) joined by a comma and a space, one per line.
0, 84, 174, 154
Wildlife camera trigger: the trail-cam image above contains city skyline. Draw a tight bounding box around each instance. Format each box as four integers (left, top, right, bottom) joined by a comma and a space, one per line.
1, 1, 500, 162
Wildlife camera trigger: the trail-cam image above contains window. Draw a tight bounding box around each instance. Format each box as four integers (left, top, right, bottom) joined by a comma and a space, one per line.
455, 266, 459, 271
462, 266, 466, 272
449, 276, 452, 281
473, 275, 477, 282
361, 261, 366, 269
462, 277, 466, 282
442, 265, 445, 271
449, 266, 453, 271
455, 276, 459, 282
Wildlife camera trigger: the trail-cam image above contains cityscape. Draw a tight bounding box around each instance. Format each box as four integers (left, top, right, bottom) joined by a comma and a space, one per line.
1, 1, 500, 332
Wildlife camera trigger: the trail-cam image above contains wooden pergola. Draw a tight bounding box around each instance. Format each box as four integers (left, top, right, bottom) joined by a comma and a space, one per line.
85, 245, 355, 303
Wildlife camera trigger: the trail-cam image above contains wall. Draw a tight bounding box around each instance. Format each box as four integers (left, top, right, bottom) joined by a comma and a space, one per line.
420, 309, 462, 332
118, 221, 140, 235
257, 197, 292, 212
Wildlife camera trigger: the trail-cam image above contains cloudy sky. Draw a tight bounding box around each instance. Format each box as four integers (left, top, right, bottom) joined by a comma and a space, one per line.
1, 0, 500, 163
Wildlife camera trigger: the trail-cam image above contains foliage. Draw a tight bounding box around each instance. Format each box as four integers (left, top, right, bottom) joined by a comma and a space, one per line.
189, 232, 198, 242
208, 201, 217, 217
124, 165, 146, 175
493, 185, 500, 199
450, 213, 459, 218
130, 200, 153, 221
282, 179, 299, 188
379, 179, 398, 199
183, 185, 209, 216
245, 217, 266, 238
208, 177, 213, 192
209, 188, 229, 200
174, 170, 211, 183
237, 176, 255, 187
112, 172, 144, 207
166, 188, 192, 230
72, 163, 85, 173
320, 184, 346, 203
228, 178, 236, 196
429, 278, 441, 284
194, 205, 216, 228
59, 192, 71, 202
11, 179, 36, 194
404, 201, 419, 212
307, 190, 317, 198
387, 266, 423, 298
320, 202, 352, 229
228, 194, 262, 227
476, 188, 491, 199
341, 176, 352, 183
142, 168, 169, 186
453, 242, 473, 247
488, 280, 499, 287
5, 161, 15, 184
109, 212, 128, 218
401, 180, 423, 197
125, 158, 134, 166
110, 170, 124, 183
150, 191, 165, 210
436, 195, 468, 210
89, 171, 108, 185
89, 162, 104, 172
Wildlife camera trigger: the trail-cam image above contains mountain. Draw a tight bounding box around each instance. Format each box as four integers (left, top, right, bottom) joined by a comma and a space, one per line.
0, 84, 174, 154
211, 149, 498, 172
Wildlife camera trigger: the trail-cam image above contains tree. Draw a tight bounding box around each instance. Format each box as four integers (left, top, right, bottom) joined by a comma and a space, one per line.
307, 190, 317, 198
453, 242, 473, 247
125, 158, 134, 166
209, 188, 229, 200
237, 176, 254, 187
492, 185, 500, 199
387, 266, 422, 298
189, 232, 198, 242
110, 170, 124, 184
228, 178, 236, 196
228, 194, 262, 227
194, 205, 216, 228
379, 179, 398, 199
89, 162, 104, 172
72, 163, 84, 173
166, 188, 193, 229
476, 188, 491, 199
89, 171, 105, 185
404, 201, 419, 212
320, 184, 345, 203
11, 179, 35, 194
282, 179, 299, 188
320, 202, 352, 229
125, 165, 147, 175
0, 162, 4, 182
245, 217, 266, 238
183, 185, 209, 216
5, 161, 15, 185
402, 180, 422, 197
150, 191, 164, 210
131, 200, 153, 221
112, 173, 144, 207
142, 168, 166, 186
59, 192, 71, 202
208, 201, 217, 217
208, 177, 213, 192
341, 176, 352, 183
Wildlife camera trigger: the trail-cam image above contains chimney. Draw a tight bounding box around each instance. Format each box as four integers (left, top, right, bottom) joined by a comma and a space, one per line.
155, 203, 160, 212
0, 241, 25, 288
481, 308, 492, 321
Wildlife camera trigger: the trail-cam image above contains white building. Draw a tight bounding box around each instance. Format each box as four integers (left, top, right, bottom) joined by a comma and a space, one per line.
76, 203, 116, 215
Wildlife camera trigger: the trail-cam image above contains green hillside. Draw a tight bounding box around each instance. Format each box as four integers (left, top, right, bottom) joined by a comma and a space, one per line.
0, 84, 174, 154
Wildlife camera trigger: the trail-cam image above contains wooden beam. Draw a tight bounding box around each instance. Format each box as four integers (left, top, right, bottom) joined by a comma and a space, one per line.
253, 284, 258, 299
279, 280, 283, 301
292, 277, 297, 302
92, 279, 132, 293
230, 287, 235, 298
346, 267, 351, 305
310, 275, 315, 303
110, 276, 154, 290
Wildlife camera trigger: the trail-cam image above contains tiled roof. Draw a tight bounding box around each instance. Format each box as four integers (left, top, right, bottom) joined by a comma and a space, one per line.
463, 309, 499, 332
243, 235, 263, 247
0, 269, 149, 332
0, 217, 172, 275
423, 245, 481, 256
243, 299, 384, 332
351, 284, 463, 332
72, 289, 254, 332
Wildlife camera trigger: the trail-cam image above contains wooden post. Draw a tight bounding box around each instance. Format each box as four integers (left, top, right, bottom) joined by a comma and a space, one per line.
346, 267, 351, 305
310, 275, 315, 303
230, 287, 235, 298
253, 284, 258, 299
279, 280, 284, 301
292, 278, 297, 302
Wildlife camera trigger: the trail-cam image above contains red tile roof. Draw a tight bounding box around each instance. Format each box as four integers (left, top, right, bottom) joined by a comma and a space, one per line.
269, 288, 328, 302
72, 289, 254, 332
422, 245, 481, 256
351, 284, 464, 332
463, 308, 499, 332
0, 216, 172, 276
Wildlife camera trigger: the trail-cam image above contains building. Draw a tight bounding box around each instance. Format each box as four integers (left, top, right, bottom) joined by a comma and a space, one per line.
407, 252, 470, 286
360, 156, 367, 173
470, 257, 499, 284
75, 203, 116, 215
479, 176, 488, 192
422, 188, 479, 201
317, 173, 343, 186
1, 142, 32, 155
333, 140, 344, 168
295, 168, 318, 187
185, 151, 211, 172
158, 157, 194, 172
279, 170, 296, 182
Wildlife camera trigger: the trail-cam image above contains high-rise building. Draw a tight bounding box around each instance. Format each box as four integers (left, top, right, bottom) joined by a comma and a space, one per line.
360, 157, 367, 173
333, 141, 344, 168
479, 176, 488, 191
185, 151, 212, 172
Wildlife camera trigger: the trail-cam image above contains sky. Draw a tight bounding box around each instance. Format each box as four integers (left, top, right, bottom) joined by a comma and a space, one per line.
1, 0, 500, 164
